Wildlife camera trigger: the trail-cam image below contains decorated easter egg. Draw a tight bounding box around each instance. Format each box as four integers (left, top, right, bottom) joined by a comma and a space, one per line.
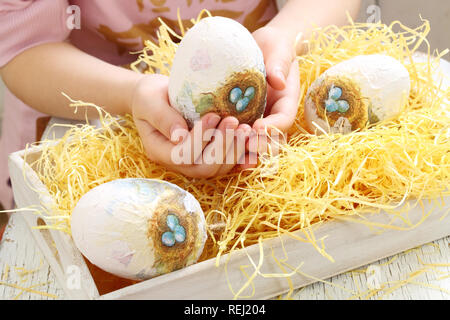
168, 16, 267, 127
304, 54, 411, 134
70, 178, 207, 280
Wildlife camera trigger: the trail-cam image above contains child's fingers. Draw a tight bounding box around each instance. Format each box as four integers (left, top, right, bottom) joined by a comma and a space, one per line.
132, 75, 189, 143
216, 126, 249, 176
183, 120, 246, 179
136, 115, 246, 179
247, 132, 271, 155
253, 60, 300, 133
202, 116, 239, 165
265, 39, 295, 91
238, 153, 258, 170
187, 117, 239, 177
247, 59, 300, 156
183, 113, 221, 164
147, 100, 189, 144
134, 118, 179, 165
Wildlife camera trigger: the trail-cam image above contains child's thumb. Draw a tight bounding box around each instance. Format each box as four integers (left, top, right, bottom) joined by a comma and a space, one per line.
145, 101, 189, 144
265, 38, 297, 91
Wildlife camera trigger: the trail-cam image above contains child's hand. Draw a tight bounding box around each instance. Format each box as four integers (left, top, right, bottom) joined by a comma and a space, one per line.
131, 74, 251, 178
244, 26, 300, 168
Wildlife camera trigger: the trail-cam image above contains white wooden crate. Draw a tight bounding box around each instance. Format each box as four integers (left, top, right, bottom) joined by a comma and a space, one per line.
6, 56, 450, 300
6, 140, 450, 300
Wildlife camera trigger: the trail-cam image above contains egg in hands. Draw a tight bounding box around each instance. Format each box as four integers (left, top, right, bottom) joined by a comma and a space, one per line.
168, 16, 267, 127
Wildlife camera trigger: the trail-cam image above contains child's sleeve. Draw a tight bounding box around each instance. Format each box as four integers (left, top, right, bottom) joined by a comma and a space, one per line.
0, 0, 70, 67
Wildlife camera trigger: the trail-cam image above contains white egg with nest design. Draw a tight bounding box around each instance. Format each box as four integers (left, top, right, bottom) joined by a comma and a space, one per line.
304, 54, 411, 134
169, 16, 267, 127
70, 178, 207, 280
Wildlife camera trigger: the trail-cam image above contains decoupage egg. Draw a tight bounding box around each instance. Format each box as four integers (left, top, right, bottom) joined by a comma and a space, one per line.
168, 16, 267, 127
304, 54, 411, 134
70, 178, 207, 281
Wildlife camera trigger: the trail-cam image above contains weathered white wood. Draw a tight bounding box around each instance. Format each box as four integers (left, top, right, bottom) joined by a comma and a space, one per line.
5, 136, 449, 300
0, 213, 63, 300
7, 148, 98, 300
96, 198, 449, 300
2, 214, 448, 300
292, 236, 450, 300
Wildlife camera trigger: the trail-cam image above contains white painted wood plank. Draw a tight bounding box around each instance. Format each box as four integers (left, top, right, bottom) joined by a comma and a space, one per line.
0, 213, 63, 300
1, 214, 448, 300
4, 141, 449, 300
96, 198, 449, 300
292, 236, 449, 300
6, 150, 99, 300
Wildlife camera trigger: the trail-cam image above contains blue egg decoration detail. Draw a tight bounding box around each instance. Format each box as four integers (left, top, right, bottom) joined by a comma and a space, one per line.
161, 231, 175, 247
328, 86, 342, 100
166, 214, 179, 231
229, 87, 243, 104
337, 100, 350, 113
161, 213, 187, 247
173, 225, 186, 242
325, 99, 339, 113
325, 85, 349, 114
236, 96, 251, 113
244, 86, 255, 100
229, 86, 257, 113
